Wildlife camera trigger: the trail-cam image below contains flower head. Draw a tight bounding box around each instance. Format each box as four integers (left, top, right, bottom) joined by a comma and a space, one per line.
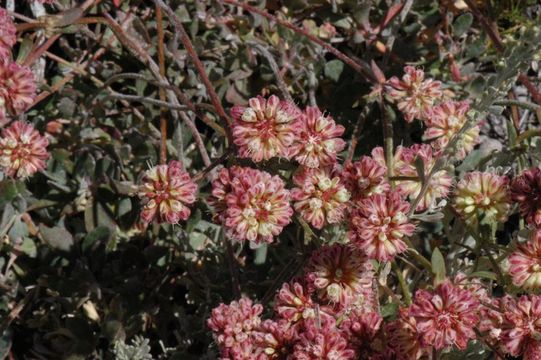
138, 161, 197, 224
0, 8, 16, 59
221, 167, 293, 245
274, 281, 317, 326
349, 191, 415, 262
253, 319, 295, 359
292, 318, 356, 360
341, 155, 390, 201
500, 294, 541, 359
511, 167, 541, 227
508, 229, 541, 292
231, 95, 301, 162
291, 106, 345, 168
423, 100, 479, 160
207, 297, 264, 359
305, 244, 374, 310
291, 167, 350, 229
208, 167, 234, 224
340, 311, 386, 357
379, 144, 452, 211
385, 66, 442, 122
409, 279, 480, 350
386, 310, 426, 360
0, 121, 49, 178
0, 60, 37, 115
453, 171, 510, 226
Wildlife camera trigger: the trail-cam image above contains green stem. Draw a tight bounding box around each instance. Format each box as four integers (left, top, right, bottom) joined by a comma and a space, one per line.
392, 261, 412, 305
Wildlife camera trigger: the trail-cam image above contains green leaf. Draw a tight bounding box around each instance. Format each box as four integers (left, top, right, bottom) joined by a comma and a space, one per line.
189, 231, 208, 251
39, 224, 74, 252
453, 13, 473, 37
431, 247, 446, 284
470, 271, 497, 281
380, 302, 399, 319
82, 226, 111, 252
324, 60, 345, 82
20, 237, 37, 258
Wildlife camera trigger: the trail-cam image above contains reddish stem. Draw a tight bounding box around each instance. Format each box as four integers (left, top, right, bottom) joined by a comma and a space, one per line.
154, 0, 233, 142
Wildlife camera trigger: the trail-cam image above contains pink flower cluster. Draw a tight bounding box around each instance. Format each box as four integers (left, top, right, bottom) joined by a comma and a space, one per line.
291, 167, 350, 230
506, 167, 541, 293
0, 8, 16, 60
385, 66, 480, 161
0, 9, 37, 125
209, 166, 293, 246
204, 68, 541, 359
138, 160, 197, 224
210, 250, 541, 359
208, 244, 379, 359
372, 144, 453, 212
231, 96, 345, 167
0, 121, 49, 178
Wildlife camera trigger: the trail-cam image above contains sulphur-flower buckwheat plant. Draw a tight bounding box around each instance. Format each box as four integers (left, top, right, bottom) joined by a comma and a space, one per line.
6, 1, 541, 358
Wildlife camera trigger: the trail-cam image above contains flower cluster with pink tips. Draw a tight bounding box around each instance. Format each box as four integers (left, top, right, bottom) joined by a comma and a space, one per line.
203, 64, 541, 359
0, 7, 47, 180
208, 243, 379, 359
